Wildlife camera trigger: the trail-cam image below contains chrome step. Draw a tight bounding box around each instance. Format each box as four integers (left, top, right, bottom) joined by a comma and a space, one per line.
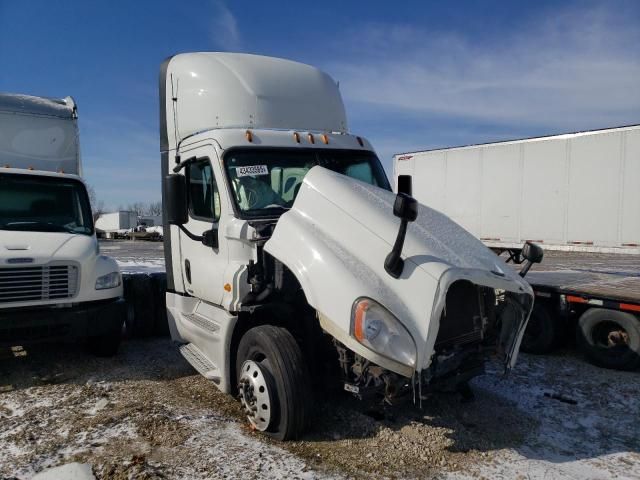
179, 343, 221, 383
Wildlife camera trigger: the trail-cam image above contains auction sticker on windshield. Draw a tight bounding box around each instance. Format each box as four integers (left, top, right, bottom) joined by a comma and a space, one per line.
236, 165, 269, 177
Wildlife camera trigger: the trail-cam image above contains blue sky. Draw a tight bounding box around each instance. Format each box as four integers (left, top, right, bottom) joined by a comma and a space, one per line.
1, 0, 638, 209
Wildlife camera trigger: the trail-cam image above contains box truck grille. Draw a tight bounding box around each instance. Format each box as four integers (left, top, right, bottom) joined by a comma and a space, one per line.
0, 265, 79, 304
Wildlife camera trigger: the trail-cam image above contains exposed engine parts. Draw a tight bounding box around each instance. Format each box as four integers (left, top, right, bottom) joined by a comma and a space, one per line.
335, 339, 408, 404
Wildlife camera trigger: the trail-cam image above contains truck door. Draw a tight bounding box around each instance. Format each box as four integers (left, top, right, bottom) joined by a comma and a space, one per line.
179, 153, 226, 305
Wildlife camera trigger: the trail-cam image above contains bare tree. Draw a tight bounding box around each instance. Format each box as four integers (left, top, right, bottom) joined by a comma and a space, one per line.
126, 202, 146, 217
145, 201, 162, 216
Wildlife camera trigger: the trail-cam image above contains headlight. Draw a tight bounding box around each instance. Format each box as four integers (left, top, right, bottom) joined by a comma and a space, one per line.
351, 298, 417, 367
95, 271, 121, 290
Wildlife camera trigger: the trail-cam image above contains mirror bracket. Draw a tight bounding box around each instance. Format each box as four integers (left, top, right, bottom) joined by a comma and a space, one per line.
384, 193, 418, 278
202, 228, 219, 249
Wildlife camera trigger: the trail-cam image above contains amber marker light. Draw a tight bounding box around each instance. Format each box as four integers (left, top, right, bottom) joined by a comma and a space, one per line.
224, 283, 232, 292
353, 299, 370, 342
293, 132, 300, 143
321, 134, 329, 144
308, 133, 315, 144
245, 130, 253, 142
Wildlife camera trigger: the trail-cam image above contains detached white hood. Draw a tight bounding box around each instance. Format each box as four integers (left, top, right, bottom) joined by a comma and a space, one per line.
265, 166, 533, 375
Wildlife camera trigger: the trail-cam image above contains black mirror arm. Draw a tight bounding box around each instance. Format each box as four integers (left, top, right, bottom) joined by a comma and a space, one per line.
519, 261, 533, 278
173, 155, 198, 173
177, 224, 204, 242
384, 219, 409, 278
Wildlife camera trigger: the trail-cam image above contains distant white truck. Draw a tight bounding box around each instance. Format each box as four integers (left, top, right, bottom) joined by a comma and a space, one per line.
393, 125, 640, 254
95, 211, 138, 238
160, 53, 540, 440
0, 93, 125, 355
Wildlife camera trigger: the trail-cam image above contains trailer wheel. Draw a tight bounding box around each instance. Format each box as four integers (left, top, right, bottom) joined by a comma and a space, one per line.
577, 308, 640, 371
236, 325, 311, 440
521, 302, 558, 354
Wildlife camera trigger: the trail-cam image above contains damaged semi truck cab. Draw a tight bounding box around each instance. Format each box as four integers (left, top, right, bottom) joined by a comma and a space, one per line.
0, 93, 125, 355
160, 53, 536, 440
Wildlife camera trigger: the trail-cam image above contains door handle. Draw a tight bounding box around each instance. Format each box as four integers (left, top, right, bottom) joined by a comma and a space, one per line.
185, 259, 192, 284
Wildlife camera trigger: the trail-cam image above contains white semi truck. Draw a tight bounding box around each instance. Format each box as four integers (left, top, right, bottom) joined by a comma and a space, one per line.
0, 93, 125, 355
160, 53, 540, 440
393, 127, 640, 370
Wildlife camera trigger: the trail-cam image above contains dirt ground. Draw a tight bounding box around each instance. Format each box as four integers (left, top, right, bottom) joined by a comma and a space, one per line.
1, 242, 639, 478
1, 338, 638, 479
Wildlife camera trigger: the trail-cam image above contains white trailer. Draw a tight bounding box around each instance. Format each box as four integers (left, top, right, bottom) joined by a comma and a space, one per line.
0, 93, 125, 355
95, 211, 138, 233
160, 52, 539, 440
393, 125, 640, 254
393, 126, 640, 370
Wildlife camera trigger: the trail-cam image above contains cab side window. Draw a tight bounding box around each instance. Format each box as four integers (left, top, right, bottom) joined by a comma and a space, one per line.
187, 160, 220, 222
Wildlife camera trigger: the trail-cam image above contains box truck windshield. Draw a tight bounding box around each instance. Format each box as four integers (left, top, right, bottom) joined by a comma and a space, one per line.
224, 148, 390, 216
0, 173, 93, 235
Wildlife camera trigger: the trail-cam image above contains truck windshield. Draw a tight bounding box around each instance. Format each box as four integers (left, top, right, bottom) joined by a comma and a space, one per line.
0, 174, 93, 235
224, 149, 390, 217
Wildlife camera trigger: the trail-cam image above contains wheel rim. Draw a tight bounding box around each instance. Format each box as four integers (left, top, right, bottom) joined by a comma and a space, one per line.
592, 320, 630, 349
238, 360, 272, 431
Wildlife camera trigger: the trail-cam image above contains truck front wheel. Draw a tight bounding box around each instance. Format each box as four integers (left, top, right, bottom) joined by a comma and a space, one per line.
577, 308, 640, 371
236, 325, 311, 440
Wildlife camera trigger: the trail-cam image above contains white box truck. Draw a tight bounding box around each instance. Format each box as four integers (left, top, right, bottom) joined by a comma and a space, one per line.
393, 126, 640, 370
160, 53, 540, 440
95, 211, 138, 234
0, 93, 125, 355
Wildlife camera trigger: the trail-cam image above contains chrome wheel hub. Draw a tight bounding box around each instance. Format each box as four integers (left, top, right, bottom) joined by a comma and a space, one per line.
238, 360, 272, 431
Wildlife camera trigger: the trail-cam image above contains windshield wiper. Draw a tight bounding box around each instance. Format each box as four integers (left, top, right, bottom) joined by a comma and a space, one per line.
1, 221, 76, 233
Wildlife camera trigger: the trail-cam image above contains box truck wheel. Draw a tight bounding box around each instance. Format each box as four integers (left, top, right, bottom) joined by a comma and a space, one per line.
236, 325, 312, 440
521, 302, 558, 354
577, 308, 640, 371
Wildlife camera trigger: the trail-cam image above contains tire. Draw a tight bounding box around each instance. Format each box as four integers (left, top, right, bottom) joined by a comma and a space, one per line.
236, 325, 312, 441
87, 330, 122, 357
150, 272, 169, 336
521, 302, 558, 354
576, 308, 640, 371
123, 273, 156, 337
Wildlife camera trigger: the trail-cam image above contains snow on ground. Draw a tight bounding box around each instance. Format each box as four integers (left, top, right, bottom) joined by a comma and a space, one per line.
1, 339, 638, 479
456, 352, 640, 479
99, 239, 165, 273
0, 339, 339, 479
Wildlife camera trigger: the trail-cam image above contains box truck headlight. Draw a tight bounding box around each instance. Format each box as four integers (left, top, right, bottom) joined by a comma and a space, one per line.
351, 298, 417, 368
95, 272, 121, 290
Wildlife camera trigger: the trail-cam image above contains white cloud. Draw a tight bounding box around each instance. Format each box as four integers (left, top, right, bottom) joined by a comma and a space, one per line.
329, 5, 640, 130
211, 0, 242, 51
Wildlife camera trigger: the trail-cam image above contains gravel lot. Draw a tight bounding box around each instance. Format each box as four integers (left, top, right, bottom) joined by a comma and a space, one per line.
0, 241, 638, 478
